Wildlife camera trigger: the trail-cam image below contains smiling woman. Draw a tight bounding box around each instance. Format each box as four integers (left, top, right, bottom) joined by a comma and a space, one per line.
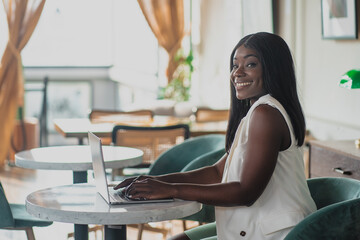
230, 45, 265, 103
114, 32, 316, 240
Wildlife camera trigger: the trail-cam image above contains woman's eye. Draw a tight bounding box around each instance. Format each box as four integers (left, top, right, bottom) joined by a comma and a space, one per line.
232, 65, 238, 70
246, 62, 256, 68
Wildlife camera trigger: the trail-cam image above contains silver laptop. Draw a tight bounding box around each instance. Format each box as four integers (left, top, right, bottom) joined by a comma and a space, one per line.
88, 131, 174, 205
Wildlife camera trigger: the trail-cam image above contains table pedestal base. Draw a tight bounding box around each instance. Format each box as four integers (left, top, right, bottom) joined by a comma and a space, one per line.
74, 224, 89, 240
73, 171, 88, 184
105, 225, 126, 240
73, 171, 88, 240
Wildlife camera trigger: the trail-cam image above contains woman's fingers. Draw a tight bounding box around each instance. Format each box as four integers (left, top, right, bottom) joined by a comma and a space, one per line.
113, 177, 134, 190
125, 186, 148, 200
113, 175, 151, 190
124, 179, 172, 200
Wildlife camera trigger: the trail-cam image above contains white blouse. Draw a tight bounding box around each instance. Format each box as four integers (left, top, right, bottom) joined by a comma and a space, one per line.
215, 94, 316, 240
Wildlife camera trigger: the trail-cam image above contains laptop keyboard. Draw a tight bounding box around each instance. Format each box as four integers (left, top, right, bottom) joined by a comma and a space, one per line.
108, 187, 130, 202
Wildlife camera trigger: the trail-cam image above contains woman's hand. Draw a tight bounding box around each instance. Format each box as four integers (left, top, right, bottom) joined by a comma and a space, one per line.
124, 178, 176, 200
113, 175, 153, 190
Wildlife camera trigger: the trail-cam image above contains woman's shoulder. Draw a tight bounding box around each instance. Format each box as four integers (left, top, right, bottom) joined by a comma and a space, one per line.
255, 94, 281, 107
250, 104, 285, 127
251, 94, 287, 117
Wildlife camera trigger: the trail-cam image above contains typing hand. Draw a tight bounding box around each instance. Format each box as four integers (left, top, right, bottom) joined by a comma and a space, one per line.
124, 178, 175, 200
113, 175, 152, 190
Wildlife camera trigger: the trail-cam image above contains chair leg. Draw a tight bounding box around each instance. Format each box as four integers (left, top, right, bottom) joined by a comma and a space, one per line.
25, 227, 36, 240
182, 220, 187, 231
137, 223, 144, 240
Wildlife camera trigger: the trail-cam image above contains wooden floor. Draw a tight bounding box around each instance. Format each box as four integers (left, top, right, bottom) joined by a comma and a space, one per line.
0, 163, 199, 240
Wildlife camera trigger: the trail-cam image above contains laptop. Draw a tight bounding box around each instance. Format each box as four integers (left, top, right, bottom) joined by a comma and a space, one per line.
88, 131, 174, 205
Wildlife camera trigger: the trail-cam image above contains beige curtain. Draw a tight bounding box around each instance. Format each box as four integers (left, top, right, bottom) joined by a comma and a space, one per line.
138, 0, 187, 83
0, 0, 46, 167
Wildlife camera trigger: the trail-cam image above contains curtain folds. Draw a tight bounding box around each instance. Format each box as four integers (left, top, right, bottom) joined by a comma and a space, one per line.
0, 0, 46, 167
137, 0, 187, 83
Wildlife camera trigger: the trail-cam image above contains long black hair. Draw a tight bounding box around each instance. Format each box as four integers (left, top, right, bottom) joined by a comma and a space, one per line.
225, 32, 305, 152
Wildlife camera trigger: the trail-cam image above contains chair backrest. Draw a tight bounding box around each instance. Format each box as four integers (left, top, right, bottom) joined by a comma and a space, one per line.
90, 109, 154, 145
89, 109, 154, 122
284, 177, 360, 240
307, 177, 360, 209
0, 182, 15, 228
148, 134, 226, 176
181, 148, 226, 223
194, 107, 229, 122
112, 124, 190, 166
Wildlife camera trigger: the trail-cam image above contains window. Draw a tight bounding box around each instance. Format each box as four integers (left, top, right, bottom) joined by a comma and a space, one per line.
22, 0, 114, 67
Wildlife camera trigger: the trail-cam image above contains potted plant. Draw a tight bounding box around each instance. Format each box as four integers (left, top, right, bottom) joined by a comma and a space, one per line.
159, 48, 194, 102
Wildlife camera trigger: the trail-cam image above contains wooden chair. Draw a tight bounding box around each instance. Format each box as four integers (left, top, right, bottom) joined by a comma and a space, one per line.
111, 124, 191, 240
193, 107, 229, 123
0, 182, 53, 240
111, 124, 190, 178
89, 109, 154, 121
89, 109, 154, 145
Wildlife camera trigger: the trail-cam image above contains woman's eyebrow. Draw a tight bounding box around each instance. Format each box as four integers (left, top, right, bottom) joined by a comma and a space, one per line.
244, 54, 258, 59
233, 54, 258, 61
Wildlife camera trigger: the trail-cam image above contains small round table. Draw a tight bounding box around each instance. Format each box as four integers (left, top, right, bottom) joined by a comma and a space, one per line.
26, 184, 202, 240
15, 145, 143, 183
15, 145, 143, 239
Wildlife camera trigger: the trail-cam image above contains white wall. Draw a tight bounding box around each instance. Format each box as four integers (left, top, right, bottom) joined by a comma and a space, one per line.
279, 0, 360, 140
195, 0, 242, 109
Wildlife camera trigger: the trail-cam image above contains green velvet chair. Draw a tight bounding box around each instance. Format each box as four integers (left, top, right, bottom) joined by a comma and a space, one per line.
135, 134, 225, 240
180, 148, 226, 228
184, 177, 360, 240
0, 182, 53, 240
284, 177, 360, 240
148, 134, 225, 176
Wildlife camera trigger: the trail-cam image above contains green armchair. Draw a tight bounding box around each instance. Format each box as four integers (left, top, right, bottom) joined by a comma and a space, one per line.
184, 177, 360, 240
148, 134, 225, 176
180, 148, 226, 224
131, 134, 225, 240
284, 177, 360, 240
0, 182, 52, 240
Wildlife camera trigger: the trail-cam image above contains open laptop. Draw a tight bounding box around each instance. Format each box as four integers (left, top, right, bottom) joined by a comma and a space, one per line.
88, 131, 174, 205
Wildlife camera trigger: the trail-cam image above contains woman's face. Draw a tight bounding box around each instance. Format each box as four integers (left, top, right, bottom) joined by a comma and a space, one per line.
230, 45, 266, 105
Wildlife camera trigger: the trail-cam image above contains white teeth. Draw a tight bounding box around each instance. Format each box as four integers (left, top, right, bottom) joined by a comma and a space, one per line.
235, 82, 251, 87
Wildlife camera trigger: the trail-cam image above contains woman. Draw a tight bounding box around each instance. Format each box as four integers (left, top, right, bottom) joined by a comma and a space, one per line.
114, 32, 316, 240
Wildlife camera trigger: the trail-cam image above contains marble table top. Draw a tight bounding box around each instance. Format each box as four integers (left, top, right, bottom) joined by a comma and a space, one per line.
26, 183, 202, 225
15, 145, 143, 171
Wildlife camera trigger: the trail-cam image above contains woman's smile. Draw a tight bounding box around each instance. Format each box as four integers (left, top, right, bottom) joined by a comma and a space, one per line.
230, 45, 266, 103
234, 80, 252, 88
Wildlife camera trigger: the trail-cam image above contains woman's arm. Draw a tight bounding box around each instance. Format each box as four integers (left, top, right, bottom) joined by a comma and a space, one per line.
122, 105, 290, 207
156, 153, 227, 184
114, 153, 227, 189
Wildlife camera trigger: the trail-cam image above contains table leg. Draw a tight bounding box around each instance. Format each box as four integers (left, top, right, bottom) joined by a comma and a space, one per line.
104, 225, 126, 240
78, 137, 84, 145
73, 171, 89, 239
73, 171, 88, 184
74, 224, 89, 240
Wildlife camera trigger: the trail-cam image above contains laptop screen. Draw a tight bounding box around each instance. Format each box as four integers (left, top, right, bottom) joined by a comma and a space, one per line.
88, 131, 111, 203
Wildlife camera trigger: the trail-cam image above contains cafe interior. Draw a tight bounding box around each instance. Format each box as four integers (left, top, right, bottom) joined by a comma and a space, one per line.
1, 0, 360, 239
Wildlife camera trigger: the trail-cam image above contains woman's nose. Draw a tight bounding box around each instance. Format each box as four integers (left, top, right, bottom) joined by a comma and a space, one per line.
233, 66, 245, 77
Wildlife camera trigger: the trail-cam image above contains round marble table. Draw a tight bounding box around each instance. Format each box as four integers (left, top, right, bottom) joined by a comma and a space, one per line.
16, 145, 143, 240
15, 145, 143, 183
26, 184, 202, 240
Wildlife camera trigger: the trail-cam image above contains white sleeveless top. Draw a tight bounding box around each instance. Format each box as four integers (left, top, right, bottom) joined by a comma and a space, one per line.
215, 94, 316, 240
